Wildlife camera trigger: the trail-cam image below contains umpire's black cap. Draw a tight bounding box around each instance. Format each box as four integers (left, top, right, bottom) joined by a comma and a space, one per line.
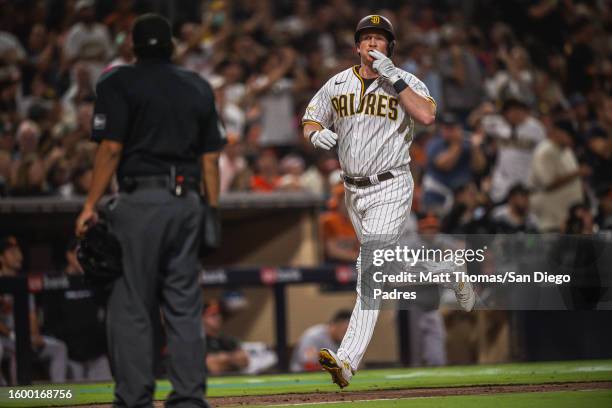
132, 13, 173, 59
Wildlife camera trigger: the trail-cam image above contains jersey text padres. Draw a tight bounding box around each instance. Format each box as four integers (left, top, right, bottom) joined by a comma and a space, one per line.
302, 65, 434, 177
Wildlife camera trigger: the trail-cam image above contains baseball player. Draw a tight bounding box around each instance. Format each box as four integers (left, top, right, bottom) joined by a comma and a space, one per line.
302, 15, 475, 388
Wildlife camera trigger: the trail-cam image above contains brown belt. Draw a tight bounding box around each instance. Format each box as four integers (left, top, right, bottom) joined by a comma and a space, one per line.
342, 171, 395, 187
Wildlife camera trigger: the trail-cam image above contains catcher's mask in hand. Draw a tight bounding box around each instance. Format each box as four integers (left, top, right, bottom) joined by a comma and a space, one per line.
77, 216, 123, 288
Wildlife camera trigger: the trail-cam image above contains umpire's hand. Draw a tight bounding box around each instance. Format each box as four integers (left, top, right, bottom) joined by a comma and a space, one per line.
76, 206, 99, 238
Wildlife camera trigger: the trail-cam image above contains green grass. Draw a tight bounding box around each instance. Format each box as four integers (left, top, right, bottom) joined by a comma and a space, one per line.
246, 390, 612, 408
0, 360, 611, 407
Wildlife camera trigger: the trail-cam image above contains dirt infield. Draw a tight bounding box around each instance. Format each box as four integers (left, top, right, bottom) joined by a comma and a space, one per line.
73, 381, 612, 407
208, 381, 612, 406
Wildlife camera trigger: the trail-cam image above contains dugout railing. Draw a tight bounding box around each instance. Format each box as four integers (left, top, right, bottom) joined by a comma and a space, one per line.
1, 265, 363, 385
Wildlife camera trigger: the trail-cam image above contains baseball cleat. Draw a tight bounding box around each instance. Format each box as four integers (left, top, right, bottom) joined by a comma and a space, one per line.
453, 280, 475, 312
319, 348, 353, 389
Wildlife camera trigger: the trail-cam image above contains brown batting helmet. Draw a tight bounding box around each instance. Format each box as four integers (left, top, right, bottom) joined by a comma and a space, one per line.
354, 15, 396, 56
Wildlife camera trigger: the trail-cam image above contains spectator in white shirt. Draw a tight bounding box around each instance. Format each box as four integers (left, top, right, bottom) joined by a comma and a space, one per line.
529, 120, 587, 231
482, 99, 546, 203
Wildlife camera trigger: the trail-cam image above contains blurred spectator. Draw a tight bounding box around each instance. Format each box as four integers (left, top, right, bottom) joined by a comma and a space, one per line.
583, 126, 612, 194
481, 99, 546, 203
58, 163, 92, 197
9, 120, 46, 196
61, 62, 95, 123
41, 240, 110, 381
320, 184, 358, 264
213, 58, 247, 138
594, 96, 612, 137
564, 203, 595, 235
62, 0, 113, 80
0, 149, 10, 196
107, 31, 134, 68
45, 157, 71, 195
18, 73, 57, 120
529, 120, 586, 232
103, 0, 137, 37
569, 94, 592, 145
298, 156, 327, 195
250, 149, 280, 192
422, 113, 486, 215
595, 187, 612, 232
175, 22, 213, 79
0, 64, 21, 125
219, 142, 251, 193
315, 156, 341, 195
22, 24, 60, 88
413, 5, 440, 48
202, 301, 249, 375
0, 236, 68, 384
437, 26, 484, 121
0, 30, 26, 65
0, 236, 22, 276
491, 184, 538, 233
566, 18, 596, 96
277, 153, 320, 192
485, 46, 535, 106
533, 69, 567, 114
401, 41, 444, 113
553, 203, 606, 310
246, 47, 305, 150
290, 309, 351, 372
442, 182, 492, 234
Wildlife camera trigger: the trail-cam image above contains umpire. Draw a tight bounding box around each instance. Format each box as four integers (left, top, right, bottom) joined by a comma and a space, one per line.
75, 13, 224, 408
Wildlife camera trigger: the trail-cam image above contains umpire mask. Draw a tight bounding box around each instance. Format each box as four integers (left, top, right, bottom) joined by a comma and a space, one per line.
132, 13, 174, 60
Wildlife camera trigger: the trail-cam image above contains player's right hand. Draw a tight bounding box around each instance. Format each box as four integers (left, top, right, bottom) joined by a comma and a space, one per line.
311, 128, 338, 150
369, 50, 401, 83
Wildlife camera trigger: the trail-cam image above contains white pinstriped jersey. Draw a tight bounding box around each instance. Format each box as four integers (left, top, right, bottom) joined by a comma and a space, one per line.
302, 65, 435, 177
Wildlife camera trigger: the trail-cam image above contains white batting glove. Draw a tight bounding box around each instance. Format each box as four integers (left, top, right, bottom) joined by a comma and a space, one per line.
310, 128, 338, 150
369, 50, 402, 84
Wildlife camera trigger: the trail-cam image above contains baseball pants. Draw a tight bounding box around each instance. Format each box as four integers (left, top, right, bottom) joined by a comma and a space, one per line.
337, 168, 414, 370
106, 188, 208, 408
336, 168, 463, 370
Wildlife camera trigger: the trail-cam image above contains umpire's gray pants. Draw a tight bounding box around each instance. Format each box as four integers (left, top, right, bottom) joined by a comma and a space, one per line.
106, 189, 207, 408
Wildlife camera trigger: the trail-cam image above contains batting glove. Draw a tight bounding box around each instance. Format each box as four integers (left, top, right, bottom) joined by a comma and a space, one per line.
369, 50, 402, 84
310, 128, 338, 150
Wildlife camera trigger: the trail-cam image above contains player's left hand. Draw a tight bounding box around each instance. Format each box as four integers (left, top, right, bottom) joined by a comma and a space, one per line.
369, 50, 401, 84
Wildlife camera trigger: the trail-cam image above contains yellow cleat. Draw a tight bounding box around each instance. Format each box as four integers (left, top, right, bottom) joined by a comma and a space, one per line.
319, 348, 353, 389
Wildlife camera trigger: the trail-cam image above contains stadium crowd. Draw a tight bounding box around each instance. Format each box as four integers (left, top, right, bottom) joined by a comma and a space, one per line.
1, 0, 612, 383
1, 0, 611, 233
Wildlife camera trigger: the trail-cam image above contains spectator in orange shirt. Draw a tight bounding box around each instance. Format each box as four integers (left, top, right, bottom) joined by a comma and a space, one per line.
250, 149, 280, 192
320, 184, 358, 264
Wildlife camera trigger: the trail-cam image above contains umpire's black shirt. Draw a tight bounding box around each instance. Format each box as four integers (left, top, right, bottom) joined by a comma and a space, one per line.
92, 59, 225, 180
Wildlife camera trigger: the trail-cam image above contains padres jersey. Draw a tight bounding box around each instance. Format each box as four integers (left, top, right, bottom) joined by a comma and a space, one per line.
303, 66, 435, 177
